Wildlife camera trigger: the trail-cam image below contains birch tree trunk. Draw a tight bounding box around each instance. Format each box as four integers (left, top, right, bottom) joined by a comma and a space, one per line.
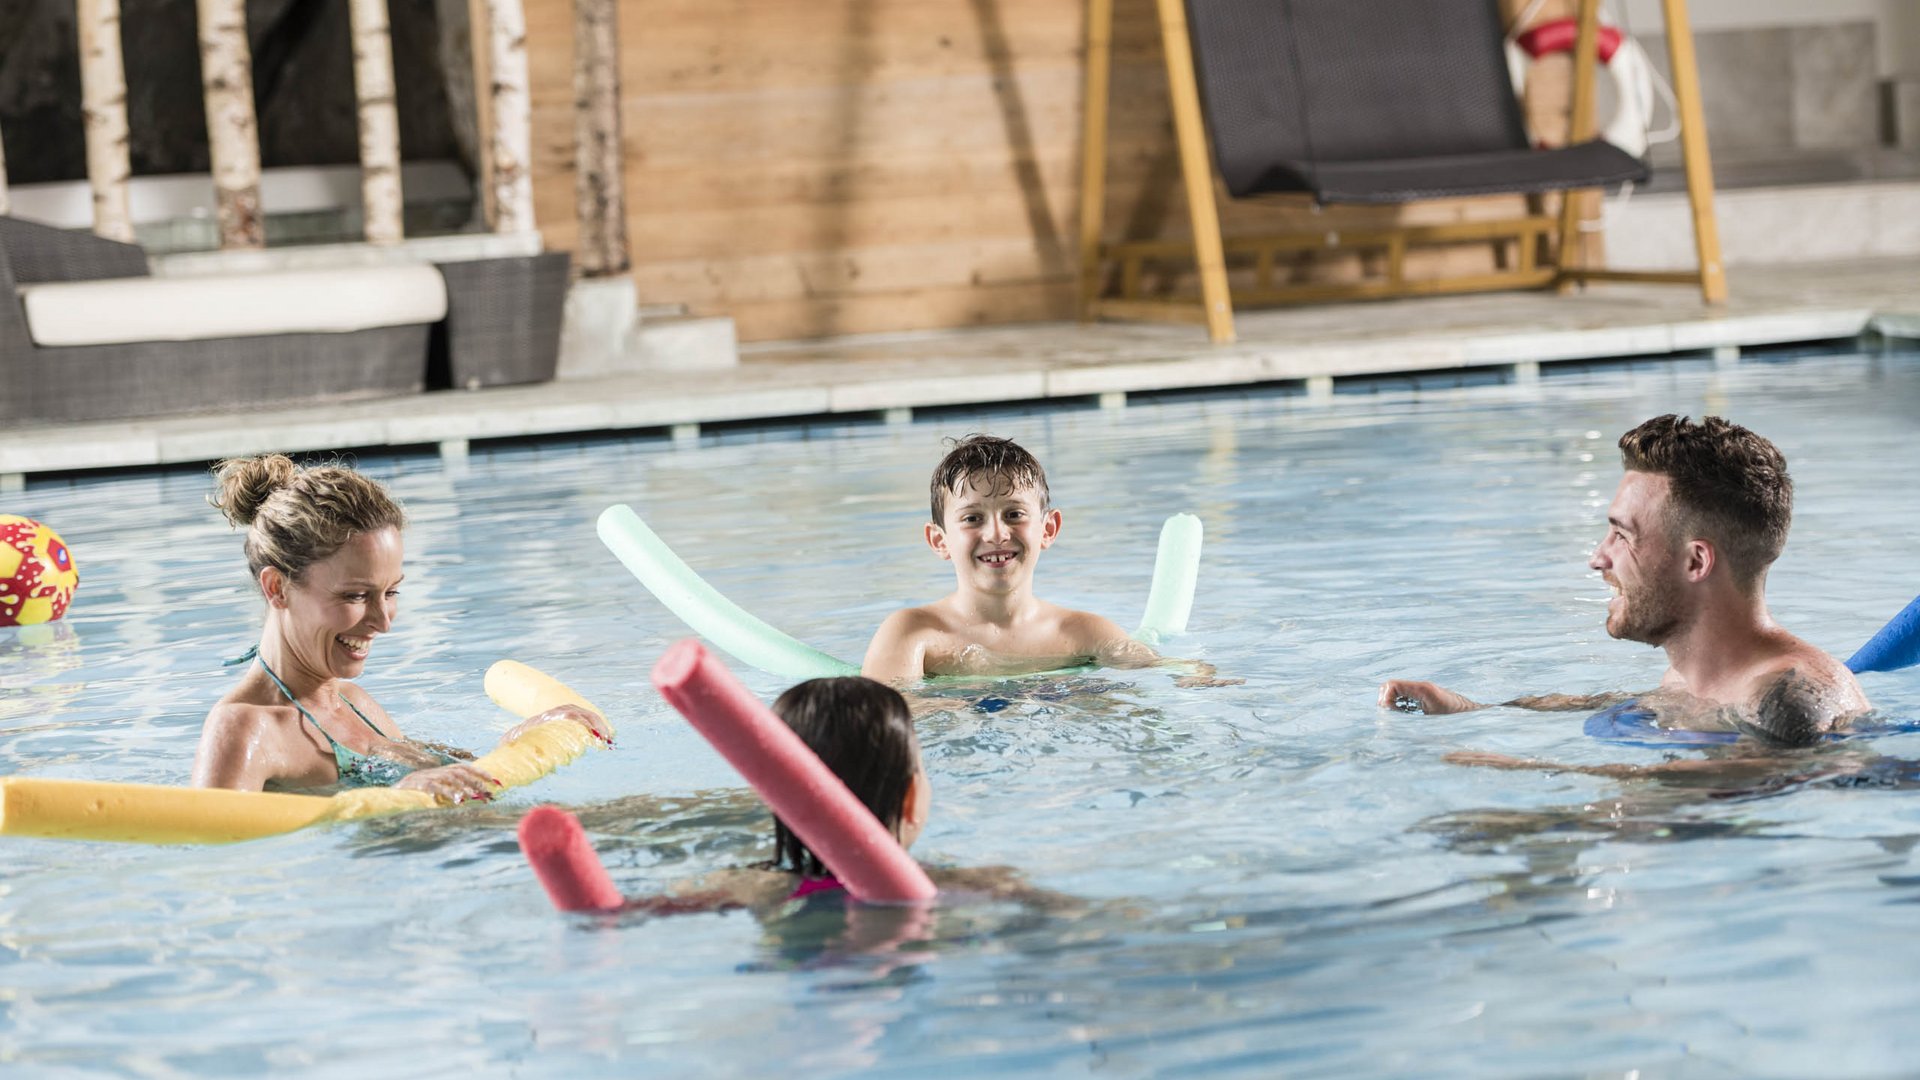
196, 0, 265, 249
463, 0, 495, 229
485, 0, 535, 234
77, 0, 135, 242
572, 0, 629, 276
349, 0, 405, 244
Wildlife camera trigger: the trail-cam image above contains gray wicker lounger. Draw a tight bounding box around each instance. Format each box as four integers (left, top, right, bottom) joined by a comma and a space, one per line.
1, 215, 570, 424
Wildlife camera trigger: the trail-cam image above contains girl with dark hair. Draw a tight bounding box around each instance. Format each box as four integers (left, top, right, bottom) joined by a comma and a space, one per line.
562, 675, 1064, 918
767, 677, 929, 893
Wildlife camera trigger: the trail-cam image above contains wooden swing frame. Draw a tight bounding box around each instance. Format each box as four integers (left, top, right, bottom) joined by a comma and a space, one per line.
1076, 0, 1728, 344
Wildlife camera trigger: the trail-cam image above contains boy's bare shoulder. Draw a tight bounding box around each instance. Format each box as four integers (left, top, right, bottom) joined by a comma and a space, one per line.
874, 603, 959, 640
1056, 605, 1128, 637
1055, 606, 1139, 655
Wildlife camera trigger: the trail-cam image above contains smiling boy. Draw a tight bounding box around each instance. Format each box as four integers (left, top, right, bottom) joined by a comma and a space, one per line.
861, 435, 1169, 683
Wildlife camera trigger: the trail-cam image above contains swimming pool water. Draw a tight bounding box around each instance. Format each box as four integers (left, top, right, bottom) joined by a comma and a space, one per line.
4, 349, 1919, 1077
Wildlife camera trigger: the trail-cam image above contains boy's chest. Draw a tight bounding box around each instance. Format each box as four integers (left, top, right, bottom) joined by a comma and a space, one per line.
921, 623, 1092, 677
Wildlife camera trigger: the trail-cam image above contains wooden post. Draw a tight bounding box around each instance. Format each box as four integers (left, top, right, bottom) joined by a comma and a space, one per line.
197, 0, 266, 249
349, 0, 405, 244
485, 0, 536, 235
1075, 0, 1115, 322
1153, 0, 1234, 344
1553, 0, 1599, 283
573, 0, 629, 276
77, 0, 136, 243
1660, 0, 1727, 303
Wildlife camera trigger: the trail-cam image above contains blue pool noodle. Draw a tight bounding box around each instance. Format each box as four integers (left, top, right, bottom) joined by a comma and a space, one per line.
1847, 594, 1920, 674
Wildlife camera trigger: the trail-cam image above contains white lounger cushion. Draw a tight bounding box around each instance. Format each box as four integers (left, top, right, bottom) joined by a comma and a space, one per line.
19, 265, 448, 347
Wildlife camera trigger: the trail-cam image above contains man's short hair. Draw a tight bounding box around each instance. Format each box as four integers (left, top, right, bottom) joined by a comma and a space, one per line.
929, 434, 1050, 523
1618, 414, 1792, 585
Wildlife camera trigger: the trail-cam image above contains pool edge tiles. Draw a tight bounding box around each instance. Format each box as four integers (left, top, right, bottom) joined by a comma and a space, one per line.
2, 255, 1915, 484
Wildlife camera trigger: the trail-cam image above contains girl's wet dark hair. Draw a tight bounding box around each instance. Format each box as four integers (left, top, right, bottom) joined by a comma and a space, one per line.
769, 677, 918, 878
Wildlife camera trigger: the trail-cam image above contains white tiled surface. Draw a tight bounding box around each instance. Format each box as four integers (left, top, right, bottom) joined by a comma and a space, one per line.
5, 257, 1915, 479
1604, 181, 1920, 269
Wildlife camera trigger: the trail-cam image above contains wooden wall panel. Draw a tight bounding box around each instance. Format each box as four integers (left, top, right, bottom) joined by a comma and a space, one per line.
524, 0, 1545, 342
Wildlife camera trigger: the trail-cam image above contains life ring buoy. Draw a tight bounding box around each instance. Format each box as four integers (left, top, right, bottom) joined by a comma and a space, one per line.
1506, 17, 1656, 158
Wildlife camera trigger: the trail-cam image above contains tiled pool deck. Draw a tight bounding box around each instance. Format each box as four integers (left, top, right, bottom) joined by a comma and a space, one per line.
4, 257, 1916, 488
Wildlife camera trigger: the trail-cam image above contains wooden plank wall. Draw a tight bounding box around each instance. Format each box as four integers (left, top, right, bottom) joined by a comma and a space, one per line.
523, 0, 1560, 343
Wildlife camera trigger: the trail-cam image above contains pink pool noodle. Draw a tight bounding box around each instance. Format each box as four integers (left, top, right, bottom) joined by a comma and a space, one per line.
651, 639, 937, 904
518, 805, 624, 912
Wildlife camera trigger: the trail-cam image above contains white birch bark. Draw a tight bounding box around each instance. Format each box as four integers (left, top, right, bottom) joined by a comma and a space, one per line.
349, 0, 405, 244
77, 0, 135, 242
485, 0, 535, 235
196, 0, 265, 249
572, 0, 629, 276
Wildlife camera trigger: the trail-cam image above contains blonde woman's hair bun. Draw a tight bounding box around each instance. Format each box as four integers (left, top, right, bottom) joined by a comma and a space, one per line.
209, 456, 406, 584
210, 454, 299, 527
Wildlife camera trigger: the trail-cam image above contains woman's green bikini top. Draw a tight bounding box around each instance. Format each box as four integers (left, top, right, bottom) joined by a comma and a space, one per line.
229, 645, 455, 789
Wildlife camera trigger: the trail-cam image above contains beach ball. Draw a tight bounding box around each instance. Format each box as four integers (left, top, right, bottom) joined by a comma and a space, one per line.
0, 515, 79, 627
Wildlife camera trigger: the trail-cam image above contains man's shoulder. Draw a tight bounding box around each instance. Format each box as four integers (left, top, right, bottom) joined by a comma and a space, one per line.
1753, 633, 1863, 696
1744, 645, 1868, 745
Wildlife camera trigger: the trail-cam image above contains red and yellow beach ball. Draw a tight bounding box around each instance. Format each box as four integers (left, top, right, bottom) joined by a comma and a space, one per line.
0, 515, 79, 626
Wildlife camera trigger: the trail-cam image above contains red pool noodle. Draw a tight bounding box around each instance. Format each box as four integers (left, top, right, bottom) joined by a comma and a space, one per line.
652, 639, 937, 904
517, 805, 624, 912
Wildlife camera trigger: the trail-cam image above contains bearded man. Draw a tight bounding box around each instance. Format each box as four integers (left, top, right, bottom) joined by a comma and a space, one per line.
1379, 414, 1869, 745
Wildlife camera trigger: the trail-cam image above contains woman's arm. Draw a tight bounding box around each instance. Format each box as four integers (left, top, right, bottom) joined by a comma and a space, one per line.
501, 703, 614, 748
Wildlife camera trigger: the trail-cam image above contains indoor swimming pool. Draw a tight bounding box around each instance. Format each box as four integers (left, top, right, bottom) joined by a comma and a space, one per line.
3, 348, 1918, 1077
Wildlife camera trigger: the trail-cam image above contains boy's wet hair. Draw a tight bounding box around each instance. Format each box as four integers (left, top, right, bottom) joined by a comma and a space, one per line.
769, 677, 918, 879
1618, 414, 1792, 587
929, 434, 1050, 524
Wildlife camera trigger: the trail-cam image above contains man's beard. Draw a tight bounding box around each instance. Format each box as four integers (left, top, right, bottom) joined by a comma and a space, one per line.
1606, 573, 1685, 645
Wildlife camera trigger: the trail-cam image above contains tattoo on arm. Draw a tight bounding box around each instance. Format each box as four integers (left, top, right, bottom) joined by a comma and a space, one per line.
1740, 668, 1829, 747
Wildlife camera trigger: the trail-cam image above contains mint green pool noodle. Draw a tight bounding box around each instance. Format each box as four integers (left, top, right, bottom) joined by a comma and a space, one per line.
1133, 513, 1202, 647
597, 505, 859, 681
598, 504, 1203, 681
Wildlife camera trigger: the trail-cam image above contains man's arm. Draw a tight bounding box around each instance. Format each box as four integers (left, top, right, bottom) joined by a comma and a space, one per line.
1502, 692, 1635, 712
1378, 680, 1630, 715
1443, 749, 1798, 781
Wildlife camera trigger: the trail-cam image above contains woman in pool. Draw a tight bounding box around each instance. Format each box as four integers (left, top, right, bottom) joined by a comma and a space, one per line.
191, 454, 608, 799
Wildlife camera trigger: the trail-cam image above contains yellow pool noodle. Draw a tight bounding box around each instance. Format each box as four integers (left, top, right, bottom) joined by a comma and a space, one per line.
0, 660, 610, 845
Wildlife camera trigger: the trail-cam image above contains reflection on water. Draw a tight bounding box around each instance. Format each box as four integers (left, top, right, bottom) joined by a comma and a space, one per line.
0, 621, 84, 723
2, 351, 1919, 1075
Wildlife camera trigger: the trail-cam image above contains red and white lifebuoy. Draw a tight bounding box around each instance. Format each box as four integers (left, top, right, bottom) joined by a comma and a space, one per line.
1506, 17, 1658, 158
